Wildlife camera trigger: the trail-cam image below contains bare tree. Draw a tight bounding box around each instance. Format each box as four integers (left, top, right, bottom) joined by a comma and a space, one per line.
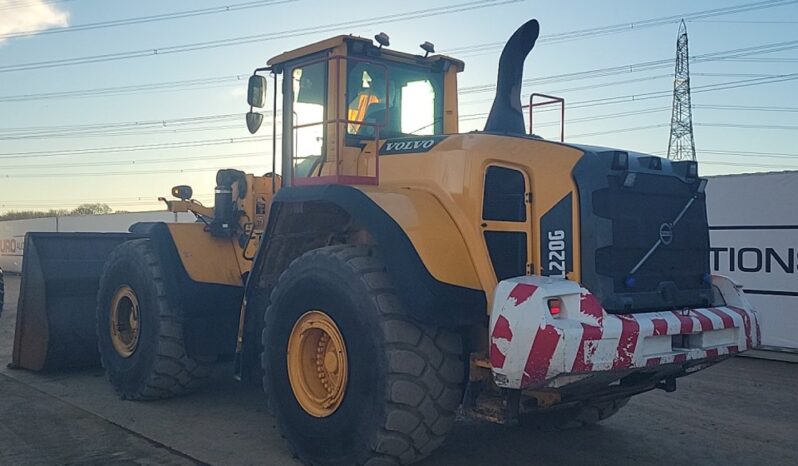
70, 203, 113, 216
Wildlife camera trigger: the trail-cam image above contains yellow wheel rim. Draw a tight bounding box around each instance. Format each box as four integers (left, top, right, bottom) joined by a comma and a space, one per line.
110, 285, 140, 358
287, 310, 348, 417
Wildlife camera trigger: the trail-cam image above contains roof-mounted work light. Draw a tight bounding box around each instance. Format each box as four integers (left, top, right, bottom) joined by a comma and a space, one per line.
420, 41, 435, 57
374, 32, 390, 48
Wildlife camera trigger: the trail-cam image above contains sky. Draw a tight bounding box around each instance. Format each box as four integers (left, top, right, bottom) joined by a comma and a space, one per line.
0, 0, 796, 214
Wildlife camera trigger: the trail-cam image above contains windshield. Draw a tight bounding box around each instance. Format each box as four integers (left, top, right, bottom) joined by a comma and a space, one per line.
346, 61, 443, 140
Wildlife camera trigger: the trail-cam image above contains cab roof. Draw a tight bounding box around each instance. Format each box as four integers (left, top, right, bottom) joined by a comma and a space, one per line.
267, 34, 465, 72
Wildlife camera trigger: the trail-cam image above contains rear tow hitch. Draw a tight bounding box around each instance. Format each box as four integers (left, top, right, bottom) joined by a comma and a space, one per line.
656, 377, 677, 393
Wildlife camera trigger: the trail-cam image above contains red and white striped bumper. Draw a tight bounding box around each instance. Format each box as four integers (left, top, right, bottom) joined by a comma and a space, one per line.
489, 275, 760, 390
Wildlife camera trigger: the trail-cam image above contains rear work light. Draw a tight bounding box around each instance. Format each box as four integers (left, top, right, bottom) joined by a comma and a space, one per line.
547, 298, 563, 317
611, 151, 629, 170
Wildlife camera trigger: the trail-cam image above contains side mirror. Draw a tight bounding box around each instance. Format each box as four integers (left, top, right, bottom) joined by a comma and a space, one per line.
171, 185, 193, 200
246, 111, 264, 134
247, 74, 267, 108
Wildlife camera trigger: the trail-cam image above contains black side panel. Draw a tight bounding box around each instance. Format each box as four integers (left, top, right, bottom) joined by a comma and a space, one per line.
249, 185, 487, 327
483, 166, 526, 222
573, 151, 712, 313
130, 222, 242, 359
539, 193, 574, 278
484, 231, 527, 281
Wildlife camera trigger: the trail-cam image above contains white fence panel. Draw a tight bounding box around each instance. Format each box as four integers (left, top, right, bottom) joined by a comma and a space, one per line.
0, 211, 194, 273
706, 171, 798, 350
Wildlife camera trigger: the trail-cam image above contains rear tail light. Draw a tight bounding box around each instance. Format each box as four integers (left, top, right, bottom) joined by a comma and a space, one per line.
547, 298, 562, 317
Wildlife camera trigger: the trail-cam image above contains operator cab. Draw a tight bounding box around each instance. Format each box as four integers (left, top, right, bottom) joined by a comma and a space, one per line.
246, 34, 464, 186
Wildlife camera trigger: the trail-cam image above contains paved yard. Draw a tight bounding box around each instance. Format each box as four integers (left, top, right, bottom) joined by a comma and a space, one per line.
1, 274, 796, 465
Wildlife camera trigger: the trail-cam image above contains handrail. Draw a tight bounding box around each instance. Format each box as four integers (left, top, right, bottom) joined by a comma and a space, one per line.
529, 93, 565, 142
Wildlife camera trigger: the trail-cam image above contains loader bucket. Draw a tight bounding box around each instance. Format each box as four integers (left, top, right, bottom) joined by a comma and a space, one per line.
11, 232, 130, 371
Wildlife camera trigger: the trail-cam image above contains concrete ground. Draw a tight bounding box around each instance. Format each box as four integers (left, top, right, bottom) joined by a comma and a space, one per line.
1, 274, 796, 465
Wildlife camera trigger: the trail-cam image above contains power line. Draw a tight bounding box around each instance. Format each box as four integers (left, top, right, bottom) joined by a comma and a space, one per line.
0, 135, 271, 159
0, 0, 75, 12
532, 107, 671, 127
2, 0, 794, 74
459, 72, 798, 123
568, 124, 670, 139
715, 57, 798, 62
694, 104, 798, 112
444, 0, 798, 56
690, 19, 798, 23
4, 20, 798, 103
695, 122, 798, 130
0, 151, 266, 170
700, 149, 798, 159
700, 160, 798, 169
5, 69, 793, 145
0, 0, 295, 40
650, 148, 798, 160
1, 164, 266, 179
0, 51, 787, 112
0, 123, 247, 140
459, 38, 798, 95
0, 74, 247, 103
0, 112, 248, 133
1, 194, 213, 205
0, 0, 523, 73
567, 121, 798, 140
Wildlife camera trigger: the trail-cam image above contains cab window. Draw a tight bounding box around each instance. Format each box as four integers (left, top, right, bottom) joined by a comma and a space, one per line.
346, 61, 443, 142
289, 61, 327, 177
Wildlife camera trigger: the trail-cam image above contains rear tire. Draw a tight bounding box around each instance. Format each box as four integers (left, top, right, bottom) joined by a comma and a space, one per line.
261, 245, 464, 465
96, 239, 210, 400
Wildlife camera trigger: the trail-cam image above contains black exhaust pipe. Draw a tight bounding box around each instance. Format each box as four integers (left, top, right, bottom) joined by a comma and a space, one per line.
484, 19, 540, 135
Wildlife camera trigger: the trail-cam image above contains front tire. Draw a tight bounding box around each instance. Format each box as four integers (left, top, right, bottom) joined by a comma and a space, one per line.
261, 246, 464, 465
96, 239, 210, 400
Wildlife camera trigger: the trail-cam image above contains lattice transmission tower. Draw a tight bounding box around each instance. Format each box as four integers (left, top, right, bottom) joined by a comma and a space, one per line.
667, 20, 696, 161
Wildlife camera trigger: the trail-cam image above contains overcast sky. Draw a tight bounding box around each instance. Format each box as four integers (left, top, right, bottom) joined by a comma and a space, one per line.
0, 0, 796, 213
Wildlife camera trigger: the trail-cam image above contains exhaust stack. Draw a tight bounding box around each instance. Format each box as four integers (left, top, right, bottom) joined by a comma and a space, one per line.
484, 19, 540, 135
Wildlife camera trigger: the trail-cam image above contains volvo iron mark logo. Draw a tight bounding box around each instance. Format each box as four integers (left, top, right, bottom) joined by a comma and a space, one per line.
659, 222, 674, 245
380, 136, 446, 155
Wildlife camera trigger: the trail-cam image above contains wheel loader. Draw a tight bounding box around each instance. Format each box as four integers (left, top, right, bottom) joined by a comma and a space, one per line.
11, 19, 760, 465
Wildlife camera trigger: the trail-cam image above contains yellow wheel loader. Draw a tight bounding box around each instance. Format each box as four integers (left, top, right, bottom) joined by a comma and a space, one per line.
12, 19, 760, 465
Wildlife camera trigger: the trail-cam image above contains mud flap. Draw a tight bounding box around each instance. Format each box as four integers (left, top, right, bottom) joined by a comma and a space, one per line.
11, 232, 131, 371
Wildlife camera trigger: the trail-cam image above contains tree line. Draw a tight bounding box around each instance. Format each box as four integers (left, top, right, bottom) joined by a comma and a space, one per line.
0, 203, 117, 221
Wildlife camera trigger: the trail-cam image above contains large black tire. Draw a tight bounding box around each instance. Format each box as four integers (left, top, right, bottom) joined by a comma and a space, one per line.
526, 397, 630, 430
96, 239, 211, 400
261, 245, 464, 465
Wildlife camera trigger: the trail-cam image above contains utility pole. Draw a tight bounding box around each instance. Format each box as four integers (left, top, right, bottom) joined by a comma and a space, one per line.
667, 20, 696, 161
